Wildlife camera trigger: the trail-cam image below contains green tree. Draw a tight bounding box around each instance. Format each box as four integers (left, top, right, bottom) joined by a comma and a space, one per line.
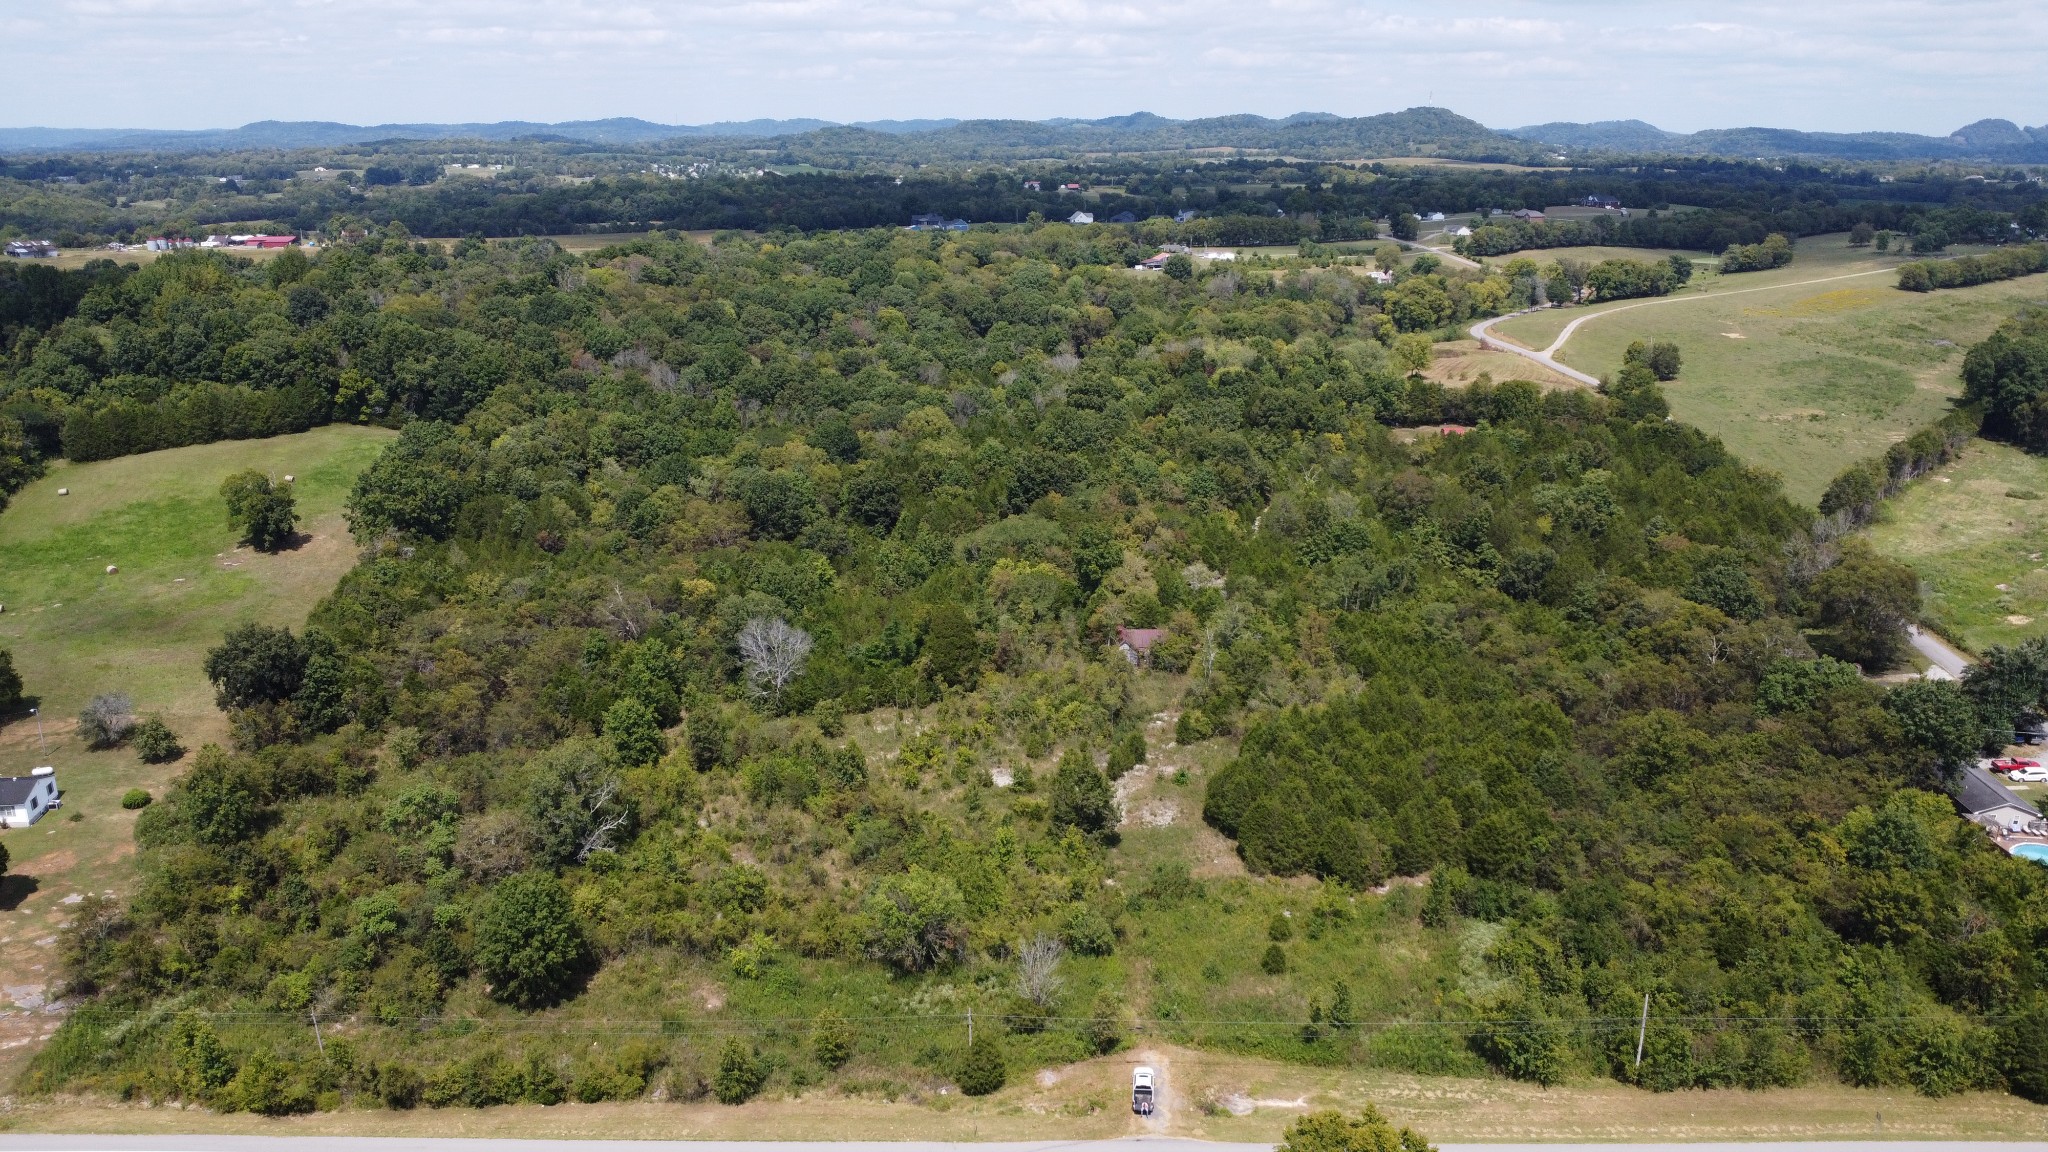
220, 469, 298, 552
203, 624, 306, 709
1645, 341, 1682, 380
713, 1039, 766, 1104
1754, 657, 1864, 714
473, 870, 589, 1008
1163, 252, 1194, 281
1049, 747, 1117, 840
1391, 333, 1433, 374
861, 867, 968, 973
922, 602, 981, 688
1883, 679, 1985, 771
1262, 943, 1288, 973
956, 1029, 1006, 1096
602, 696, 666, 766
1850, 221, 1876, 247
1811, 543, 1920, 671
0, 647, 22, 714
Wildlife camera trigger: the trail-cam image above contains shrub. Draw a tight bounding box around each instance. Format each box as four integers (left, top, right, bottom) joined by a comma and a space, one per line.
472, 870, 589, 1008
812, 1009, 855, 1070
119, 788, 152, 810
713, 1038, 766, 1104
1261, 943, 1288, 974
1279, 1105, 1436, 1152
956, 1030, 1006, 1096
1049, 747, 1116, 840
130, 715, 183, 763
76, 693, 134, 748
377, 1063, 424, 1109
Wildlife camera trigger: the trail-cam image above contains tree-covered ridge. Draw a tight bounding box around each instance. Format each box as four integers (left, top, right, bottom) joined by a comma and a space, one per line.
22, 224, 2048, 1113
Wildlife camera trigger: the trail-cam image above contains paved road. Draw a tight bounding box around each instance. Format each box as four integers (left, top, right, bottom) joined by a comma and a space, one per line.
1469, 308, 1601, 386
4, 1138, 2047, 1152
1468, 263, 1913, 387
1908, 624, 1972, 679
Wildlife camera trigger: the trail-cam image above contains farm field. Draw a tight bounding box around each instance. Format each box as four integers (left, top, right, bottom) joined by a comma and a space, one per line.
4, 1042, 2044, 1142
0, 425, 394, 1052
1492, 236, 2045, 502
1865, 439, 2048, 654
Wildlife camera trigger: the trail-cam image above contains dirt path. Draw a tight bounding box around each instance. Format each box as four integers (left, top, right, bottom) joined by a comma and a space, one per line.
1131, 1047, 1171, 1133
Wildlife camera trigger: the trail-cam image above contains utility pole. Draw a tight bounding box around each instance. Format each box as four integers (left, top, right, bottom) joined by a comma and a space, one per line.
310, 1010, 325, 1056
1634, 992, 1649, 1067
967, 1009, 974, 1046
30, 706, 44, 754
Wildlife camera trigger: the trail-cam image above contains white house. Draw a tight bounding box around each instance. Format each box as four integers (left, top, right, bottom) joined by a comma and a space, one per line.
1959, 765, 2043, 837
1068, 211, 1095, 225
0, 768, 59, 827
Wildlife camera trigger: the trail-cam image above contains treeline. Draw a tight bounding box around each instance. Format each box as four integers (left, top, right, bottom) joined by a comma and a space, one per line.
1454, 212, 1777, 258
1963, 308, 2048, 451
59, 382, 329, 462
1817, 407, 1981, 525
1718, 233, 1794, 273
1899, 244, 2048, 291
1583, 255, 1692, 301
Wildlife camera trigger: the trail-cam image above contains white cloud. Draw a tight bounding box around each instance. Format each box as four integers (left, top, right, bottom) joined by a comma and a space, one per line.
0, 0, 2039, 134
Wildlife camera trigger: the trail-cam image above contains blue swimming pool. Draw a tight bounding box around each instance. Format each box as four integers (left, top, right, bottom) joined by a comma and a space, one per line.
2014, 843, 2048, 865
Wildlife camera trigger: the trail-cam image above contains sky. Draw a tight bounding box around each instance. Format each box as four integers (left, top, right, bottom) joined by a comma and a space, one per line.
2, 0, 2041, 135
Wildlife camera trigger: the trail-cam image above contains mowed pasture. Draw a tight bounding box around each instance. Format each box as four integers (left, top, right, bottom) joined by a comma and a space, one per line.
1492, 236, 2045, 502
0, 425, 393, 1039
1865, 439, 2048, 654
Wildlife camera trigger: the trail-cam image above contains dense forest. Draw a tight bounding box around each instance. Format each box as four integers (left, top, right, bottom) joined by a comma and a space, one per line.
6, 222, 2044, 1114
2, 136, 2044, 257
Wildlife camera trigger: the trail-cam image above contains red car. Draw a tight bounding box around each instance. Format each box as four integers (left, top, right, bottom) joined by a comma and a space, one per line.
1990, 758, 2041, 774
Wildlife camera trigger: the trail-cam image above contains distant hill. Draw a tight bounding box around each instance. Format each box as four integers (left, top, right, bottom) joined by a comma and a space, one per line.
11, 109, 2048, 163
0, 116, 963, 152
0, 108, 1534, 161
1508, 117, 2048, 161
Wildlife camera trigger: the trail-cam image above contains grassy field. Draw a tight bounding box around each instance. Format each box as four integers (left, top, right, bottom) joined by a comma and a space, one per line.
1865, 439, 2048, 654
4, 1042, 2044, 1141
1490, 236, 2045, 503
0, 426, 394, 1039
8, 247, 303, 272
1422, 339, 1582, 391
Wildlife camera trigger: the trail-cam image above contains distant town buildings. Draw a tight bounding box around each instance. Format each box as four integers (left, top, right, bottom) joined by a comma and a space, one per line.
4, 239, 57, 258
1068, 210, 1095, 225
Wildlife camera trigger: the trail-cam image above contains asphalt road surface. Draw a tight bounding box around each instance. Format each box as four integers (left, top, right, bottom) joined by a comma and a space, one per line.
5, 1138, 2048, 1152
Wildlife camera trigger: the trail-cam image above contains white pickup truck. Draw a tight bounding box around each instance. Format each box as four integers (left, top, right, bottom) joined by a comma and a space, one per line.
1131, 1065, 1155, 1116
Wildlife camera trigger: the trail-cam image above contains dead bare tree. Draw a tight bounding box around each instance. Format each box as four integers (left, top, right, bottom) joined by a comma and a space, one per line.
1017, 934, 1065, 1009
575, 777, 630, 861
737, 616, 813, 705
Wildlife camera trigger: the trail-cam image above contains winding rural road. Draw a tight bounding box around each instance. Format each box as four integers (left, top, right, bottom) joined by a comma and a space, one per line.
1468, 263, 1916, 386
2, 1138, 2046, 1152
